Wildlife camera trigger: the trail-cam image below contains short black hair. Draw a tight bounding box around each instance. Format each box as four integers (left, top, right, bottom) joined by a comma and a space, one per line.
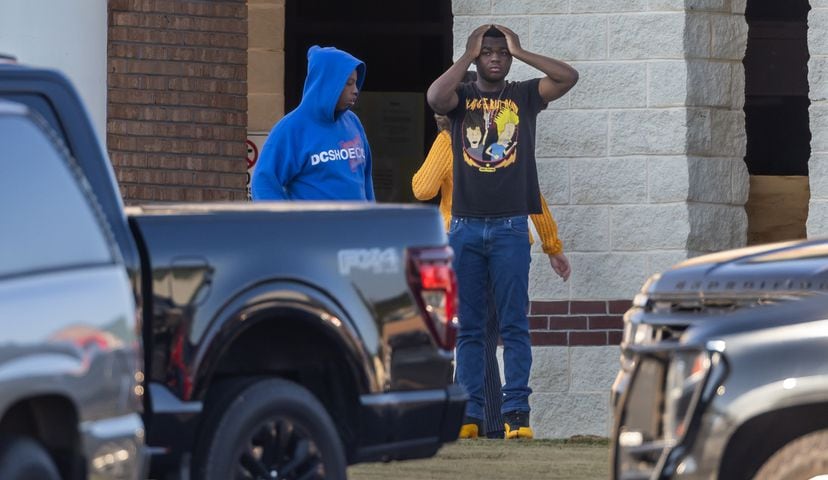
483, 26, 505, 38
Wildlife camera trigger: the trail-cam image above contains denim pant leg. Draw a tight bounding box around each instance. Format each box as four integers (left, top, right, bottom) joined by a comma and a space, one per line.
482, 280, 504, 434
488, 216, 532, 414
449, 218, 488, 420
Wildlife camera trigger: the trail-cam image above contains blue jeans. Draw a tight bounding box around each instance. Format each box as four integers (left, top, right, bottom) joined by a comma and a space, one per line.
455, 278, 504, 434
449, 215, 532, 420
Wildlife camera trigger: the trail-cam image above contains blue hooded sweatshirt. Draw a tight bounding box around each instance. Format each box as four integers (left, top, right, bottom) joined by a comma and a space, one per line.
251, 46, 374, 201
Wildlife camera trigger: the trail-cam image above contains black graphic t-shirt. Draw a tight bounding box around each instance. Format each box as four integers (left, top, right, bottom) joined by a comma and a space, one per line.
448, 78, 547, 217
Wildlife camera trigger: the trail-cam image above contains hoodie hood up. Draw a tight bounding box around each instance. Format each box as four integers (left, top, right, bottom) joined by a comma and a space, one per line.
300, 45, 366, 122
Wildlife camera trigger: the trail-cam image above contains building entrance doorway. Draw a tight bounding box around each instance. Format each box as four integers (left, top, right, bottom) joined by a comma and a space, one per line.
743, 0, 811, 244
285, 0, 453, 203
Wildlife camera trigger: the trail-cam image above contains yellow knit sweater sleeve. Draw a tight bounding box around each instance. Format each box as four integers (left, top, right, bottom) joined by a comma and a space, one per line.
412, 131, 452, 201
530, 194, 564, 255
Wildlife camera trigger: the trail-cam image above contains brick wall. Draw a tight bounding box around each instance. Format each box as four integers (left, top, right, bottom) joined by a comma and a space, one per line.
107, 0, 248, 203
528, 300, 628, 346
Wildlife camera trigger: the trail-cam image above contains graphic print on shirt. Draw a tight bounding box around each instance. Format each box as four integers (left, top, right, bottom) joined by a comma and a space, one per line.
462, 97, 519, 173
309, 135, 366, 172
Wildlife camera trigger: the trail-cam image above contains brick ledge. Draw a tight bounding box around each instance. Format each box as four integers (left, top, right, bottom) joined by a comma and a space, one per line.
529, 300, 630, 346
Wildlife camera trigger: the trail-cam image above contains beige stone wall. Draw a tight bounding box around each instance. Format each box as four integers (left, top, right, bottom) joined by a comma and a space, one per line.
747, 176, 809, 245
248, 0, 284, 132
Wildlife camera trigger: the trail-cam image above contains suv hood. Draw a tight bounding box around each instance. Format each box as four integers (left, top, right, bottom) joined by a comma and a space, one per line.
648, 237, 828, 300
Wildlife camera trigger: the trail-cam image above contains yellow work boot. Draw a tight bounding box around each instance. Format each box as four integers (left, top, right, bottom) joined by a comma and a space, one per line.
504, 411, 534, 439
458, 416, 483, 439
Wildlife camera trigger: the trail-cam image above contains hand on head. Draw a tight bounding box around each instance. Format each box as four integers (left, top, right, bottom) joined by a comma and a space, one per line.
493, 25, 522, 55
468, 24, 522, 59
465, 24, 491, 58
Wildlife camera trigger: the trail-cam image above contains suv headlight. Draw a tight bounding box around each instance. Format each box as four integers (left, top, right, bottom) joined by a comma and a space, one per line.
620, 320, 654, 371
663, 350, 711, 442
623, 321, 654, 346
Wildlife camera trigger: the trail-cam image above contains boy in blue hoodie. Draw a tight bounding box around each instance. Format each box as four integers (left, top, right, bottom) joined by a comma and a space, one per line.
252, 46, 374, 201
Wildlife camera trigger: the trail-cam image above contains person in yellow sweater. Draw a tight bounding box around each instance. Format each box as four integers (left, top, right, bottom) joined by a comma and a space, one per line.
412, 113, 570, 439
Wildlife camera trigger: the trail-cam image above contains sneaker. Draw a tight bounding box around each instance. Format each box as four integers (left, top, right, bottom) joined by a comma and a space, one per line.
504, 411, 534, 439
459, 416, 483, 439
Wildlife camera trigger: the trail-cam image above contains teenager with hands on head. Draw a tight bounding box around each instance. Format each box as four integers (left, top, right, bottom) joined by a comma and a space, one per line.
413, 110, 569, 439
426, 24, 577, 439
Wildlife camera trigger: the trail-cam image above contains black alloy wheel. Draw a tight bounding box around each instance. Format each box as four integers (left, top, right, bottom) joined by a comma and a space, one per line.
236, 415, 324, 479
194, 378, 346, 480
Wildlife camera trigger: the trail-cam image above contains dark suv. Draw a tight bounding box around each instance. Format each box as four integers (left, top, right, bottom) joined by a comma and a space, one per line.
0, 100, 145, 479
612, 238, 828, 480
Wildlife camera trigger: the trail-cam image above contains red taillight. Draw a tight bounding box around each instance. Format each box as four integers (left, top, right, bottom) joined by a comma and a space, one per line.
407, 247, 458, 350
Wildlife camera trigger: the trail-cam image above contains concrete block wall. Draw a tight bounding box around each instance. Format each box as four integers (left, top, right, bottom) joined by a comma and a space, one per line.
454, 0, 749, 438
808, 2, 828, 235
455, 3, 748, 304
497, 346, 619, 438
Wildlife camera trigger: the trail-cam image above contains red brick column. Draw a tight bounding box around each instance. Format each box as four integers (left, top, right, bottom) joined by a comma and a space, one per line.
529, 300, 630, 346
107, 0, 248, 203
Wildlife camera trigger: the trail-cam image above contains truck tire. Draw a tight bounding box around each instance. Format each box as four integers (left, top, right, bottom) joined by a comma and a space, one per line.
0, 437, 61, 480
755, 429, 828, 480
193, 378, 346, 480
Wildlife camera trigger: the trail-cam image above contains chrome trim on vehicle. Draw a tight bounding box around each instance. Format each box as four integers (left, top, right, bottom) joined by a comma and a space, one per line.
613, 343, 729, 480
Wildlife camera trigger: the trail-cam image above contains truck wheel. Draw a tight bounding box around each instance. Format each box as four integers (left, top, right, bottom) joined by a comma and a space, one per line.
194, 378, 346, 480
755, 429, 828, 480
0, 437, 61, 480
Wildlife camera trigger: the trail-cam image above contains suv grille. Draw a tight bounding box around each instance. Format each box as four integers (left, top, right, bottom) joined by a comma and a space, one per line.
615, 356, 669, 479
631, 296, 792, 346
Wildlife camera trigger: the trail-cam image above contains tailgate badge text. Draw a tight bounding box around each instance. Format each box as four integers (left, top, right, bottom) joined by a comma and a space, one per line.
338, 248, 400, 275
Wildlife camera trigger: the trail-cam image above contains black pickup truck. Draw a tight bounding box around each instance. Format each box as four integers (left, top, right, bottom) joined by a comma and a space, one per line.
0, 62, 465, 480
612, 238, 828, 480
